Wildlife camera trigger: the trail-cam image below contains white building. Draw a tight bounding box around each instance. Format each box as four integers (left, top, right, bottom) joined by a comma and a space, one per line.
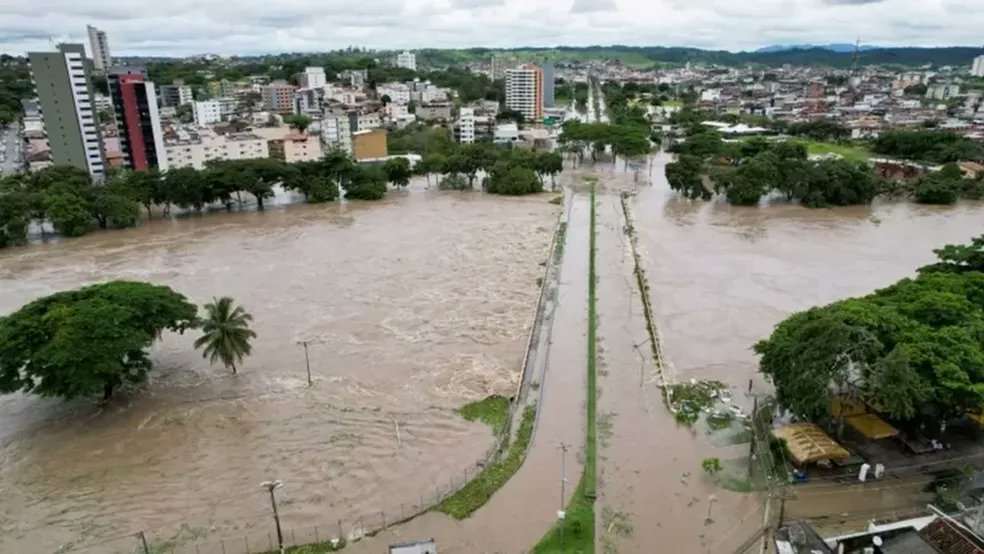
457, 107, 475, 144
86, 25, 111, 72
93, 93, 112, 112
420, 85, 449, 104
193, 100, 222, 126
384, 103, 409, 119
926, 84, 961, 101
163, 129, 269, 170
356, 112, 382, 131
322, 110, 353, 154
505, 65, 543, 123
298, 66, 327, 89
160, 84, 194, 107
377, 82, 411, 105
973, 55, 984, 78
493, 122, 519, 145
395, 51, 417, 71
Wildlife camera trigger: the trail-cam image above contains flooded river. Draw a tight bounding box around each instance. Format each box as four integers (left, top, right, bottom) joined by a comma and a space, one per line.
2, 155, 983, 553
0, 186, 555, 553
634, 153, 984, 397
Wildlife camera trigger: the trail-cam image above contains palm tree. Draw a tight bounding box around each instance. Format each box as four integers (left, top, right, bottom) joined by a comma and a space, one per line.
194, 297, 257, 375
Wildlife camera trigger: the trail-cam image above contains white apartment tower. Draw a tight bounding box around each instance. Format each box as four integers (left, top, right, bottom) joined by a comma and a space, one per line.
28, 43, 105, 179
457, 107, 475, 143
299, 67, 327, 89
86, 25, 111, 72
972, 55, 984, 78
395, 51, 417, 72
505, 64, 544, 123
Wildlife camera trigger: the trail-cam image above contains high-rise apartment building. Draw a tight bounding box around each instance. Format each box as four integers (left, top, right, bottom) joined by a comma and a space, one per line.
298, 67, 327, 89
107, 68, 167, 171
505, 64, 544, 123
160, 82, 194, 107
395, 51, 417, 72
456, 107, 475, 144
263, 82, 297, 114
86, 25, 111, 72
541, 62, 556, 108
972, 55, 984, 78
28, 43, 106, 179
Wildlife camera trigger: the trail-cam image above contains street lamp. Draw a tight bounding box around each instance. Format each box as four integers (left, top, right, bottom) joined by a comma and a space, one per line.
262, 480, 284, 552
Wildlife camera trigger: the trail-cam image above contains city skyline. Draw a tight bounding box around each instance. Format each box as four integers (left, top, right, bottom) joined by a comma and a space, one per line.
3, 0, 983, 57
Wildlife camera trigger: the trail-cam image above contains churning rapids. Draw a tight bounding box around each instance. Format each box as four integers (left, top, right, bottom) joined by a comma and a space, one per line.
0, 186, 556, 553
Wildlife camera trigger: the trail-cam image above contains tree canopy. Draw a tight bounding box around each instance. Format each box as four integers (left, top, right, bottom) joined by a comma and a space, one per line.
665, 137, 877, 208
0, 281, 199, 400
872, 130, 984, 165
755, 235, 984, 423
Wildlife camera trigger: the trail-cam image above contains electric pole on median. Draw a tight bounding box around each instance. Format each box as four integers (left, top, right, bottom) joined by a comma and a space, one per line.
262, 480, 285, 552
558, 442, 569, 545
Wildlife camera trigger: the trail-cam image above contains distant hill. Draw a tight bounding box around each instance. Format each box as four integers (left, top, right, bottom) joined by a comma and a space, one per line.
418, 45, 984, 69
755, 44, 881, 54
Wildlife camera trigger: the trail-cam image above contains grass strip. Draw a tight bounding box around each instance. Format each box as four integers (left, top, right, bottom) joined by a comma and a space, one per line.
457, 395, 510, 436
435, 405, 536, 519
532, 180, 598, 553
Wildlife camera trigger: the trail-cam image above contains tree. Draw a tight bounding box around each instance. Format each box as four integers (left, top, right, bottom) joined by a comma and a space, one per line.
484, 163, 542, 195
383, 157, 412, 189
666, 154, 710, 200
90, 188, 140, 229
0, 190, 30, 247
912, 163, 964, 205
44, 193, 92, 237
380, 94, 392, 105
0, 281, 198, 401
416, 152, 446, 186
756, 237, 984, 423
343, 165, 388, 200
283, 114, 313, 134
904, 83, 928, 96
533, 151, 564, 190
193, 297, 256, 375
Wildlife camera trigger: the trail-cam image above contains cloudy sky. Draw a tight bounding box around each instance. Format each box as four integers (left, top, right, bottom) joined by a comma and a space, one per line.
1, 0, 981, 57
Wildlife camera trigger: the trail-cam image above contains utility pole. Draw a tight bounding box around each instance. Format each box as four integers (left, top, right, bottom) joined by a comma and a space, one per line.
262, 480, 285, 552
300, 341, 312, 386
558, 442, 569, 546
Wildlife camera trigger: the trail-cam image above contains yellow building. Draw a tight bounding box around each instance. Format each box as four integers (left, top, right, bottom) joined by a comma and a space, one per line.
268, 132, 323, 163
352, 129, 388, 161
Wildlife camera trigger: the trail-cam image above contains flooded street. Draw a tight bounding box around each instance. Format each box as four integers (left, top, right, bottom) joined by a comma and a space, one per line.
0, 186, 556, 553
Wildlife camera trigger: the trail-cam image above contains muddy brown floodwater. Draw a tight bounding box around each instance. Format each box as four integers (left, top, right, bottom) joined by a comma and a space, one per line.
0, 185, 555, 553
635, 153, 984, 400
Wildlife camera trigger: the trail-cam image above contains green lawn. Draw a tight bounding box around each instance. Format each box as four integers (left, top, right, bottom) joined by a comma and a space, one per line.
796, 140, 872, 162
435, 405, 536, 519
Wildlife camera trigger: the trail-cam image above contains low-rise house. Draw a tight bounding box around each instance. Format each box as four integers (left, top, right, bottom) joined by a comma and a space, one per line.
268, 132, 322, 163
352, 129, 388, 161
415, 103, 452, 122
163, 129, 269, 169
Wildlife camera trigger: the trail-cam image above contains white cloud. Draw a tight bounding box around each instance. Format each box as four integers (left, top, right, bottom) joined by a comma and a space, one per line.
0, 0, 979, 56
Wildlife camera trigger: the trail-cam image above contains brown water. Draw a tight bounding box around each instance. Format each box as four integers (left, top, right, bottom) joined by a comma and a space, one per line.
0, 185, 556, 553
634, 153, 984, 398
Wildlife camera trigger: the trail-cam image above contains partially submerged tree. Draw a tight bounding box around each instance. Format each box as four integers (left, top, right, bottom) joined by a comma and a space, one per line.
755, 236, 984, 424
194, 297, 256, 375
0, 281, 198, 401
